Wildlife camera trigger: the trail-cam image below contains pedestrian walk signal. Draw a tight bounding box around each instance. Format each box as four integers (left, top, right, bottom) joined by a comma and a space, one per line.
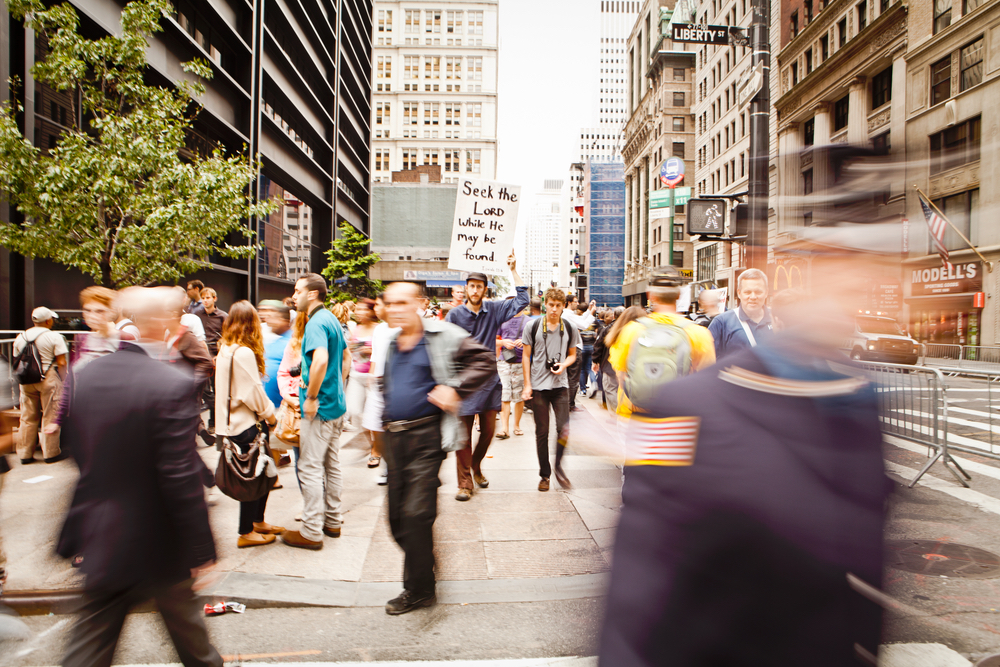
687, 198, 728, 236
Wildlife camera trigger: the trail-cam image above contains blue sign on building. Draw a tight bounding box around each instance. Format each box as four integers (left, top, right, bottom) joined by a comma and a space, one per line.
587, 162, 625, 307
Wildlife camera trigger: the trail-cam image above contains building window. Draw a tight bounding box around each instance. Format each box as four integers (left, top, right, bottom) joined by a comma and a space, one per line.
402, 148, 417, 170
467, 57, 483, 81
933, 189, 978, 251
468, 10, 484, 35
872, 131, 890, 156
673, 116, 685, 132
790, 11, 798, 36
964, 0, 985, 12
424, 102, 439, 125
931, 56, 951, 106
425, 10, 441, 33
934, 0, 952, 34
838, 17, 847, 48
672, 141, 685, 158
672, 251, 684, 266
960, 37, 984, 91
805, 48, 813, 75
445, 56, 462, 80
673, 91, 685, 107
467, 102, 482, 127
445, 103, 461, 125
804, 117, 815, 146
791, 62, 799, 86
803, 168, 814, 195
404, 9, 419, 33
929, 115, 981, 175
871, 65, 892, 108
423, 149, 438, 166
378, 10, 393, 32
424, 55, 441, 80
446, 10, 463, 34
466, 149, 481, 173
820, 35, 829, 61
857, 1, 867, 31
374, 149, 388, 172
697, 245, 717, 281
404, 56, 419, 80
834, 94, 849, 131
673, 68, 685, 81
444, 149, 460, 173
375, 102, 390, 126
805, 0, 813, 22
403, 102, 418, 126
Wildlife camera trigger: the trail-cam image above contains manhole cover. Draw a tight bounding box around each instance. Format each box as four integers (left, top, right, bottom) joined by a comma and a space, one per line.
885, 540, 1000, 579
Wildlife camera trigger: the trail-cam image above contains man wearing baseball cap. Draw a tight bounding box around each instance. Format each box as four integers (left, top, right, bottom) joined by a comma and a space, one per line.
445, 253, 529, 500
13, 307, 69, 463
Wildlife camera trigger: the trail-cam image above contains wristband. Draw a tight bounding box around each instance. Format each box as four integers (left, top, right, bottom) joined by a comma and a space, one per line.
306, 395, 319, 401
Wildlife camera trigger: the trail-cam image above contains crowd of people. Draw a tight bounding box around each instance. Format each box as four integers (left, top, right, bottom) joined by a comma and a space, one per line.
0, 245, 892, 664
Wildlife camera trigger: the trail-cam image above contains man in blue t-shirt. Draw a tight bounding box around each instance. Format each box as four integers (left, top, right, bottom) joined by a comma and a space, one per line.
282, 274, 350, 551
262, 303, 292, 409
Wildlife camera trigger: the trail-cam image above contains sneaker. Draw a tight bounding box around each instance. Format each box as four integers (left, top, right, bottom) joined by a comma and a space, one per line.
473, 472, 489, 489
455, 488, 473, 501
385, 590, 436, 615
377, 471, 388, 486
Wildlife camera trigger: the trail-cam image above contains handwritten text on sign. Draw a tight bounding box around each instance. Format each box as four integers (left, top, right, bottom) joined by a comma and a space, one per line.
447, 179, 521, 275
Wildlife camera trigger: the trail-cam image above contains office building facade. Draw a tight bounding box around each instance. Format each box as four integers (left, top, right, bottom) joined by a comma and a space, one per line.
370, 0, 499, 184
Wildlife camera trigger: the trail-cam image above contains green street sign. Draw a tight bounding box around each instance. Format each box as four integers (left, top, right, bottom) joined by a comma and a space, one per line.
649, 187, 692, 209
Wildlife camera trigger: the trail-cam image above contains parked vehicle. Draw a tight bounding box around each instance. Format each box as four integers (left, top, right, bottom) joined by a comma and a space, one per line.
844, 315, 920, 365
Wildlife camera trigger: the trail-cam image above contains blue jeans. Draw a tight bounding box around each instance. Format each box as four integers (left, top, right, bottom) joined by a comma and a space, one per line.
579, 345, 594, 393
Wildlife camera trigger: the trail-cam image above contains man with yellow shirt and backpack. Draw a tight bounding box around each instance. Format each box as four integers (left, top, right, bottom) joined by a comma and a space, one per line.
609, 269, 716, 417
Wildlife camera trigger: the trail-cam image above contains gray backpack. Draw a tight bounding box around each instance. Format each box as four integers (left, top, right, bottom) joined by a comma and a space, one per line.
624, 316, 695, 409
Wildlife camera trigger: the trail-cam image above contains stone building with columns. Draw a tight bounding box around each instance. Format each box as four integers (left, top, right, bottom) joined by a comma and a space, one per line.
621, 0, 697, 306
774, 0, 1000, 346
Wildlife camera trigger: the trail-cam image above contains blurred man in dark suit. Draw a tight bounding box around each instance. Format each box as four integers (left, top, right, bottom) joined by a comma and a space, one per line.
59, 287, 221, 667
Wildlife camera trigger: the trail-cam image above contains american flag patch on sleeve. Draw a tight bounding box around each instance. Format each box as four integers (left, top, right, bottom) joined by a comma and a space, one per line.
624, 416, 701, 467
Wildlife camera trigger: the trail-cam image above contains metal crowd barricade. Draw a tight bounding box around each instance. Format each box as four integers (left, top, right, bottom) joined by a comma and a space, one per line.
919, 343, 962, 366
862, 361, 971, 488
956, 346, 1000, 373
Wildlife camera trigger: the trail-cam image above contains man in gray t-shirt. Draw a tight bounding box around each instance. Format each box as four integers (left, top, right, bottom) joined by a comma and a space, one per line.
522, 288, 579, 491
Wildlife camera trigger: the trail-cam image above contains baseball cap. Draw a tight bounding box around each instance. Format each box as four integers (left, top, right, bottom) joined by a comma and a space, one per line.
31, 307, 59, 323
466, 272, 488, 285
648, 266, 684, 288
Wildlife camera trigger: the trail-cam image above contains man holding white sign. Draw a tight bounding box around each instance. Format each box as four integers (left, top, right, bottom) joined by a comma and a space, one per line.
446, 253, 529, 501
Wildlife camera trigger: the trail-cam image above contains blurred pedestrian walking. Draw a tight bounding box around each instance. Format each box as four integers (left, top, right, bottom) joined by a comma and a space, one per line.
381, 282, 493, 614
58, 287, 222, 667
496, 306, 527, 439
215, 302, 282, 548
365, 294, 396, 485
346, 298, 378, 446
282, 274, 350, 550
14, 307, 68, 464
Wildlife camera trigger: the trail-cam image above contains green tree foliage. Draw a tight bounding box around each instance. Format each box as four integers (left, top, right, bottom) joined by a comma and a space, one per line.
321, 221, 384, 303
0, 0, 274, 287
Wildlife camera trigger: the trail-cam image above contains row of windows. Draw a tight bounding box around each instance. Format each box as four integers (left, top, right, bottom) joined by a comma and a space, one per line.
374, 101, 483, 127
375, 55, 484, 81
934, 0, 988, 36
373, 148, 482, 173
376, 9, 485, 36
375, 37, 484, 47
699, 112, 749, 165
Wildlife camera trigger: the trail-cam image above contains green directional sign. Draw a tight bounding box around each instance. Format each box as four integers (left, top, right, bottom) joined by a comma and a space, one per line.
650, 187, 692, 209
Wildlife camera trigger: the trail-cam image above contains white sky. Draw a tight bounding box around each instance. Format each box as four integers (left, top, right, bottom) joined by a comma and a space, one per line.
495, 0, 601, 193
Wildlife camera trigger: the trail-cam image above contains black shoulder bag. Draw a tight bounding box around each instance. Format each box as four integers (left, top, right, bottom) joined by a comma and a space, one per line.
214, 348, 276, 502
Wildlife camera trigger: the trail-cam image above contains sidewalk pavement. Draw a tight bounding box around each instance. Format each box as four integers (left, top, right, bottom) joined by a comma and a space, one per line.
0, 392, 624, 609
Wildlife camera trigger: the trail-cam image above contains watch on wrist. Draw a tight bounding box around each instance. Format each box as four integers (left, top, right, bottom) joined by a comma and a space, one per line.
306, 395, 318, 401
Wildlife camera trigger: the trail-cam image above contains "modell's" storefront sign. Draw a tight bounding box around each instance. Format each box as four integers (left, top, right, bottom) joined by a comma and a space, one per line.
911, 261, 983, 296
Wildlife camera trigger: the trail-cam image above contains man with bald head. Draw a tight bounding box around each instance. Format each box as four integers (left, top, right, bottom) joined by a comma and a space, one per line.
381, 282, 494, 615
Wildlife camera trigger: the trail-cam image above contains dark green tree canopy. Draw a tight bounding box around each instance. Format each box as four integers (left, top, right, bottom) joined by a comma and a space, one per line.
321, 221, 384, 302
0, 0, 274, 287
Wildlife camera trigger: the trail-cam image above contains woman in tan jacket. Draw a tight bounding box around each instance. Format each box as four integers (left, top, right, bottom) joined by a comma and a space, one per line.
216, 301, 282, 548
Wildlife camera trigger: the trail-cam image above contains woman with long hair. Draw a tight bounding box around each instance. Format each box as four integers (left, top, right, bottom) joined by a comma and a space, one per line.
277, 305, 308, 482
347, 299, 380, 464
216, 301, 282, 548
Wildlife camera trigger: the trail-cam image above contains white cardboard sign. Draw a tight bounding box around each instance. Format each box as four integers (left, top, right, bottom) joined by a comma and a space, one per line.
447, 179, 521, 275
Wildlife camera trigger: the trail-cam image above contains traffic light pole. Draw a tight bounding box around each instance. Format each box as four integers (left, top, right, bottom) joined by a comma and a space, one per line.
747, 0, 770, 272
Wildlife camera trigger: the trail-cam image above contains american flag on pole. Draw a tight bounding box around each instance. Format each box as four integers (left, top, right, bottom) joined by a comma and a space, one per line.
918, 191, 951, 269
624, 416, 700, 467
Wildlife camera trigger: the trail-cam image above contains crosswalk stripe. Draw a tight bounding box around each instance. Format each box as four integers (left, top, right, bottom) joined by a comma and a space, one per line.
880, 416, 993, 452
883, 434, 1000, 483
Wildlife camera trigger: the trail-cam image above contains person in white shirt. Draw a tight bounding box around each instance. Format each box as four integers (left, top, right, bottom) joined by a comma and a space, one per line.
561, 295, 596, 411
363, 294, 398, 485
14, 307, 68, 463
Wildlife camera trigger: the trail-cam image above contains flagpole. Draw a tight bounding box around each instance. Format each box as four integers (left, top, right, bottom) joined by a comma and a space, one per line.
914, 185, 993, 273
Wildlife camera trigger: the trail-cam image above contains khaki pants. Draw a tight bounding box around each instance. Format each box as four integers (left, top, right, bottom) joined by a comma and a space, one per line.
17, 371, 62, 460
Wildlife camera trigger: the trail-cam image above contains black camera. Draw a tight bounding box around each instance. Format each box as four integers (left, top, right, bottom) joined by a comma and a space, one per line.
546, 358, 561, 373
289, 363, 301, 378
